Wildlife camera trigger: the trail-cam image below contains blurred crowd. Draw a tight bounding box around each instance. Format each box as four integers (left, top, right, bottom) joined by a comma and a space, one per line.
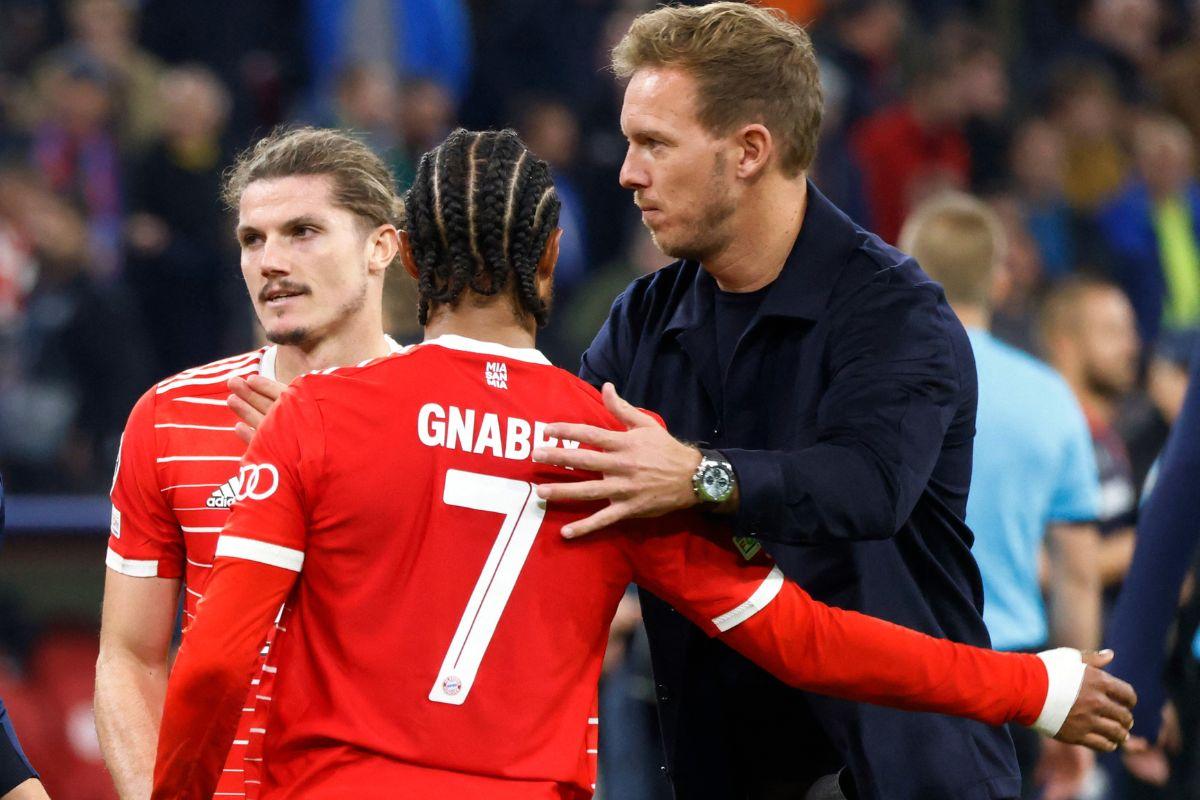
0, 0, 1199, 797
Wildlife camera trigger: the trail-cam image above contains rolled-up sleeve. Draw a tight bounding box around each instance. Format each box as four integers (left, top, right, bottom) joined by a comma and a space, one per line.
726, 281, 965, 544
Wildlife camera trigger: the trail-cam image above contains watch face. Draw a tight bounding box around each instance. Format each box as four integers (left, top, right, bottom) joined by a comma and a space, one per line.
701, 463, 733, 502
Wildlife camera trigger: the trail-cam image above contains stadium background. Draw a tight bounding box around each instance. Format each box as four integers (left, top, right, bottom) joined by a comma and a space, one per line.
0, 0, 1197, 797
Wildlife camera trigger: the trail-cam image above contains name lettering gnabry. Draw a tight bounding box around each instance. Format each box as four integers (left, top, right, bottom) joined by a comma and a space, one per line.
417, 403, 579, 461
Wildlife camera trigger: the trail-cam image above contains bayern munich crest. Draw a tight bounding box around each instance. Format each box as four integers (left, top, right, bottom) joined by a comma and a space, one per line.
441, 676, 463, 696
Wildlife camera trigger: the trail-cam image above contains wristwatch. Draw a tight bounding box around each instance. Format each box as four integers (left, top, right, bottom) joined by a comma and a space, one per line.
692, 449, 737, 505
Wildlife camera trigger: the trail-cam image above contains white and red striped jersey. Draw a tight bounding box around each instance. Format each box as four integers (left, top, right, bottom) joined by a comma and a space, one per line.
108, 339, 401, 798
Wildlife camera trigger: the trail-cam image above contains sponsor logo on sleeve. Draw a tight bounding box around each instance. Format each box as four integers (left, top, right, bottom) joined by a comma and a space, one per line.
206, 464, 279, 508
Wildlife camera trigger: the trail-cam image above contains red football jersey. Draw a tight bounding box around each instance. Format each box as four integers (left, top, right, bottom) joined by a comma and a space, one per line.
153, 334, 1058, 799
109, 340, 402, 797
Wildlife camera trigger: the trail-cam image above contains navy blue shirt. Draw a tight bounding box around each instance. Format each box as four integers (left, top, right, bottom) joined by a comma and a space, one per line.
581, 184, 1017, 800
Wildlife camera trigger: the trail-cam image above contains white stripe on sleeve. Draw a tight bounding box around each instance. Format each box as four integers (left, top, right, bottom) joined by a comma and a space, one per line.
215, 536, 304, 572
1032, 647, 1088, 737
105, 547, 159, 578
711, 565, 785, 633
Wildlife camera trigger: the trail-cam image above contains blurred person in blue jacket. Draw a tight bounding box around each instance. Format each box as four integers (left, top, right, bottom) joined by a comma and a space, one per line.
1097, 113, 1200, 346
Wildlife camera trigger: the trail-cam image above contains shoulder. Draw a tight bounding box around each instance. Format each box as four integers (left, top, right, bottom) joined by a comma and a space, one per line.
607, 259, 698, 325
980, 336, 1083, 416
151, 348, 268, 402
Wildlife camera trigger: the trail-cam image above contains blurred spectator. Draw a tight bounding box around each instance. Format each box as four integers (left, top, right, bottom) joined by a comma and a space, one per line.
980, 193, 1046, 353
1040, 277, 1141, 597
1097, 114, 1200, 346
303, 0, 471, 109
1046, 62, 1128, 213
1008, 117, 1103, 281
810, 54, 870, 226
851, 51, 971, 242
392, 76, 454, 190
1058, 0, 1164, 102
812, 0, 904, 137
901, 192, 1102, 800
1154, 0, 1200, 146
0, 182, 148, 491
518, 97, 588, 299
123, 65, 238, 380
1120, 329, 1197, 494
29, 54, 123, 280
326, 63, 400, 158
954, 30, 1013, 194
40, 0, 165, 154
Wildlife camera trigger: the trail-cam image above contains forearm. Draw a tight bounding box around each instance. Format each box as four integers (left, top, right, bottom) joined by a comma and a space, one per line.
724, 444, 899, 544
1050, 574, 1101, 651
1099, 529, 1135, 588
1049, 524, 1102, 650
95, 649, 168, 800
720, 581, 1060, 731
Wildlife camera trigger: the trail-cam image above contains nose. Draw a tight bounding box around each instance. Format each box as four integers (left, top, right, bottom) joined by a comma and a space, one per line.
257, 234, 290, 277
619, 147, 648, 191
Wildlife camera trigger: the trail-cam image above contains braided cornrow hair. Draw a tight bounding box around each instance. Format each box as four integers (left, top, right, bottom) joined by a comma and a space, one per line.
405, 128, 560, 327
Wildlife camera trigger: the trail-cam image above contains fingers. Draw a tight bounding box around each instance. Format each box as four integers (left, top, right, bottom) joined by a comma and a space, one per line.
1077, 732, 1122, 753
1080, 649, 1115, 668
234, 421, 255, 445
537, 479, 620, 504
226, 392, 265, 431
228, 376, 274, 417
1124, 735, 1152, 755
602, 382, 656, 429
533, 447, 623, 474
1099, 695, 1135, 731
1102, 672, 1137, 709
561, 502, 633, 539
1087, 715, 1132, 748
541, 423, 623, 450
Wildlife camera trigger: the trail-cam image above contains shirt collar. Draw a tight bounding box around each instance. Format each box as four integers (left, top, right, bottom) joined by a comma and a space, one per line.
258, 334, 405, 381
420, 333, 552, 365
665, 181, 861, 334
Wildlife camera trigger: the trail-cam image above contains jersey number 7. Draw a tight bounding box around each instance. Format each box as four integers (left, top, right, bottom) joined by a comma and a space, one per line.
429, 468, 548, 705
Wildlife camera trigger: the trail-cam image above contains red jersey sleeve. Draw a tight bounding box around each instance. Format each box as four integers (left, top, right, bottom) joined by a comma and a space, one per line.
107, 387, 184, 579
626, 514, 1052, 730
152, 558, 295, 799
216, 383, 324, 571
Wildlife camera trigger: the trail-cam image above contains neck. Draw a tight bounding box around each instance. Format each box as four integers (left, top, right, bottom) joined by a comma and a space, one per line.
272, 309, 390, 384
953, 304, 991, 331
423, 298, 537, 351
703, 176, 807, 292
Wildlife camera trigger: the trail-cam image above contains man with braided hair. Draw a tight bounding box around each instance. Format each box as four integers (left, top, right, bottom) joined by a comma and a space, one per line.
153, 128, 1135, 799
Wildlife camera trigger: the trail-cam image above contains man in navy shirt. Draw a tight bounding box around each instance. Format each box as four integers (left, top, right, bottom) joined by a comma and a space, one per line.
0, 480, 48, 800
533, 4, 1035, 798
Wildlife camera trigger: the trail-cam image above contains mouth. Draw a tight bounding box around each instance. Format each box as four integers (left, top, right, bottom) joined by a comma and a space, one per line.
260, 284, 310, 307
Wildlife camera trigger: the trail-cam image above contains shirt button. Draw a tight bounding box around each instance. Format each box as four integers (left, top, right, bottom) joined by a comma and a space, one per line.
656, 683, 670, 703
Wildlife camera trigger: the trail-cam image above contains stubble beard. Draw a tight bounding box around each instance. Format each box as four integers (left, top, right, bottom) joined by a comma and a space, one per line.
265, 279, 370, 349
648, 155, 737, 263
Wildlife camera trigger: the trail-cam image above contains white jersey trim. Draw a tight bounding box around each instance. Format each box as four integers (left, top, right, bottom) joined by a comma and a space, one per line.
711, 565, 785, 633
216, 535, 304, 572
421, 334, 551, 366
106, 547, 159, 578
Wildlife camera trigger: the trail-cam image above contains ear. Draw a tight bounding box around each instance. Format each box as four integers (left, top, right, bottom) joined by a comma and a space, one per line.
537, 228, 562, 281
735, 123, 774, 180
369, 224, 400, 276
399, 230, 419, 280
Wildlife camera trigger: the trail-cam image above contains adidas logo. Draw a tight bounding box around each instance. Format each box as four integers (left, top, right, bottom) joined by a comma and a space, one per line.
207, 475, 242, 509
485, 361, 508, 390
